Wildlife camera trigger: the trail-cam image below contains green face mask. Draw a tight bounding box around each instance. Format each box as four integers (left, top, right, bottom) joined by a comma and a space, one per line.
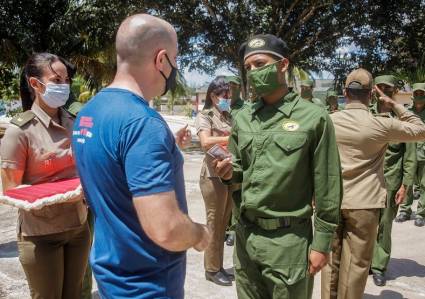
413, 96, 425, 102
247, 61, 282, 97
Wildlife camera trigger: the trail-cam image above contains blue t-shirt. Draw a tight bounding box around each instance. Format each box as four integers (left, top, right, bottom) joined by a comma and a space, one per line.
72, 88, 187, 299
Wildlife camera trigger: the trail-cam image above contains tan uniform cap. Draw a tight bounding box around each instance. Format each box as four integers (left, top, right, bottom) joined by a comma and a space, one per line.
345, 68, 373, 90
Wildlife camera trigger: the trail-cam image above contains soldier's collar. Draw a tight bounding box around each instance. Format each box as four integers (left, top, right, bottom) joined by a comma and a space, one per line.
370, 102, 393, 118
31, 103, 72, 128
345, 103, 369, 111
31, 103, 52, 128
251, 91, 298, 117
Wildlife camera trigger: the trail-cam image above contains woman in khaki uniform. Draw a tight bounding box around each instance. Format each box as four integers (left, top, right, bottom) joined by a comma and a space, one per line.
0, 53, 90, 299
195, 76, 234, 286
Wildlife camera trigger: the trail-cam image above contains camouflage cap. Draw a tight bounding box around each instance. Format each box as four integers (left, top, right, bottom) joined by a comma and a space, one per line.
413, 83, 425, 92
225, 75, 241, 85
240, 34, 289, 61
327, 90, 338, 98
345, 68, 373, 90
300, 79, 314, 87
374, 75, 397, 87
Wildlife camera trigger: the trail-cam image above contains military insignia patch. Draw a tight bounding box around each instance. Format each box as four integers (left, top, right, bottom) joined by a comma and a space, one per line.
248, 38, 265, 48
282, 120, 299, 131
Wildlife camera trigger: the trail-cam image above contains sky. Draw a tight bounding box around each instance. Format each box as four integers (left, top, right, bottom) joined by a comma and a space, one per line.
183, 66, 235, 88
182, 44, 357, 87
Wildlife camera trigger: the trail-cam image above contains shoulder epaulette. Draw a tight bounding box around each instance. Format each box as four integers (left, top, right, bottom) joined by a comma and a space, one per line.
10, 110, 36, 127
200, 109, 214, 117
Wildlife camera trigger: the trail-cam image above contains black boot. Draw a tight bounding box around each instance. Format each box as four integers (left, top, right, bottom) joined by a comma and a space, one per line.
414, 217, 425, 227
221, 267, 235, 281
395, 213, 410, 222
205, 271, 232, 286
372, 273, 386, 286
225, 234, 235, 246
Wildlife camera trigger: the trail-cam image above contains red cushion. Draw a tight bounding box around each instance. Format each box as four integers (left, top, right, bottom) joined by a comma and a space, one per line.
4, 178, 81, 203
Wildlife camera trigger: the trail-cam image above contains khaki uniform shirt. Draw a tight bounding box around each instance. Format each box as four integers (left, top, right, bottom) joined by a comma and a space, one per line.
195, 107, 232, 177
330, 103, 425, 210
0, 103, 87, 236
229, 91, 342, 253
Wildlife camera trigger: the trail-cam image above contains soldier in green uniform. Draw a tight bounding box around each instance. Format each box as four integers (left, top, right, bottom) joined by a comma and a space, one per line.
326, 90, 339, 113
214, 34, 342, 299
396, 82, 425, 227
226, 75, 245, 117
370, 75, 417, 286
224, 75, 245, 246
300, 79, 326, 107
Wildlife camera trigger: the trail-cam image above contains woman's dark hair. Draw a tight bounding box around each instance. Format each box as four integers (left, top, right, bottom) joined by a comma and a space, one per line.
203, 76, 230, 110
20, 53, 74, 111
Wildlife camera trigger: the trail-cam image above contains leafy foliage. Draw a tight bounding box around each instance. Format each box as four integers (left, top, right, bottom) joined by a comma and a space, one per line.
1, 0, 424, 100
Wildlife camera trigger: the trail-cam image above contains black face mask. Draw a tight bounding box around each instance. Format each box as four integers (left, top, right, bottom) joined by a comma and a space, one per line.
160, 54, 178, 96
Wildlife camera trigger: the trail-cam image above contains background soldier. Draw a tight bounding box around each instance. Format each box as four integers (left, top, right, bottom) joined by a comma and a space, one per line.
226, 75, 245, 117
215, 34, 342, 299
300, 79, 326, 107
396, 82, 425, 227
370, 75, 417, 286
326, 89, 339, 113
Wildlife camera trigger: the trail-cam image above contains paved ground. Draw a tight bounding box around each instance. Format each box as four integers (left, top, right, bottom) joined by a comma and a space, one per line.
0, 116, 424, 298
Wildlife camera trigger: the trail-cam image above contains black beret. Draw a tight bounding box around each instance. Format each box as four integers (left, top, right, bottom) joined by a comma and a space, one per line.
239, 34, 289, 62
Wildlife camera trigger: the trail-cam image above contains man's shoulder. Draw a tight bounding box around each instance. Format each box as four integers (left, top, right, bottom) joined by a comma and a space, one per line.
295, 96, 329, 119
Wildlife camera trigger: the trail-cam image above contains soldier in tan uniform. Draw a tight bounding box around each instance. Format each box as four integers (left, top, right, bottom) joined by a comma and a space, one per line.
322, 69, 425, 299
0, 53, 90, 299
195, 76, 234, 286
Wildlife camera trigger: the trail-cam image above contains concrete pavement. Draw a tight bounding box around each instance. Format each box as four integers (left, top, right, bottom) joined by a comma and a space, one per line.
0, 150, 424, 298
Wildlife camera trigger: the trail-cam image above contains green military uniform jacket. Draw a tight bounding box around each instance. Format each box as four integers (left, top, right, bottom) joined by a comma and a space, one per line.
371, 104, 416, 191
230, 98, 245, 118
228, 91, 342, 253
411, 107, 425, 161
311, 97, 325, 108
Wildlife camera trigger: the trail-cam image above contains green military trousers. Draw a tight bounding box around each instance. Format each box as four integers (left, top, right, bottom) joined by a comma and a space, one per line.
399, 161, 425, 219
371, 190, 399, 274
234, 217, 313, 299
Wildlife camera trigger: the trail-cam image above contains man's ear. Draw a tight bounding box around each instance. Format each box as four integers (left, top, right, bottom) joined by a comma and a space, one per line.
154, 49, 167, 72
278, 58, 289, 74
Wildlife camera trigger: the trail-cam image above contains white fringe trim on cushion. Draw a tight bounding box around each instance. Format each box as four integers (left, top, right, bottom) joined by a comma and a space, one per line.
0, 185, 83, 211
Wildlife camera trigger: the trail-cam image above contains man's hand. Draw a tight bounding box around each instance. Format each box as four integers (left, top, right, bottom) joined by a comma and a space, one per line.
374, 85, 396, 107
212, 158, 233, 180
193, 224, 211, 252
395, 184, 407, 205
308, 250, 329, 276
175, 125, 192, 149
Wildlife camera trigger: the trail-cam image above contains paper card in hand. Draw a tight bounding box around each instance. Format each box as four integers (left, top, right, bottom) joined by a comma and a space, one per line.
207, 144, 231, 161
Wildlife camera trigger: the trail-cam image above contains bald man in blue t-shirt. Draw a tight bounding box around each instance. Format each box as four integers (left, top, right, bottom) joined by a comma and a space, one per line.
72, 14, 210, 299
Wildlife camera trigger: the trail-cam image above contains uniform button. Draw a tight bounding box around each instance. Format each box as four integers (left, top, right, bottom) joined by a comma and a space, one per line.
286, 145, 291, 150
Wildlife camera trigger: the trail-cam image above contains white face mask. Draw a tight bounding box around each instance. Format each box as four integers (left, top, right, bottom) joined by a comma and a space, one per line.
36, 79, 70, 108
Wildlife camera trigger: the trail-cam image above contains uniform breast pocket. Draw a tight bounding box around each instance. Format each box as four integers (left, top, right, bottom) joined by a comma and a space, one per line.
270, 133, 307, 165
238, 135, 254, 167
